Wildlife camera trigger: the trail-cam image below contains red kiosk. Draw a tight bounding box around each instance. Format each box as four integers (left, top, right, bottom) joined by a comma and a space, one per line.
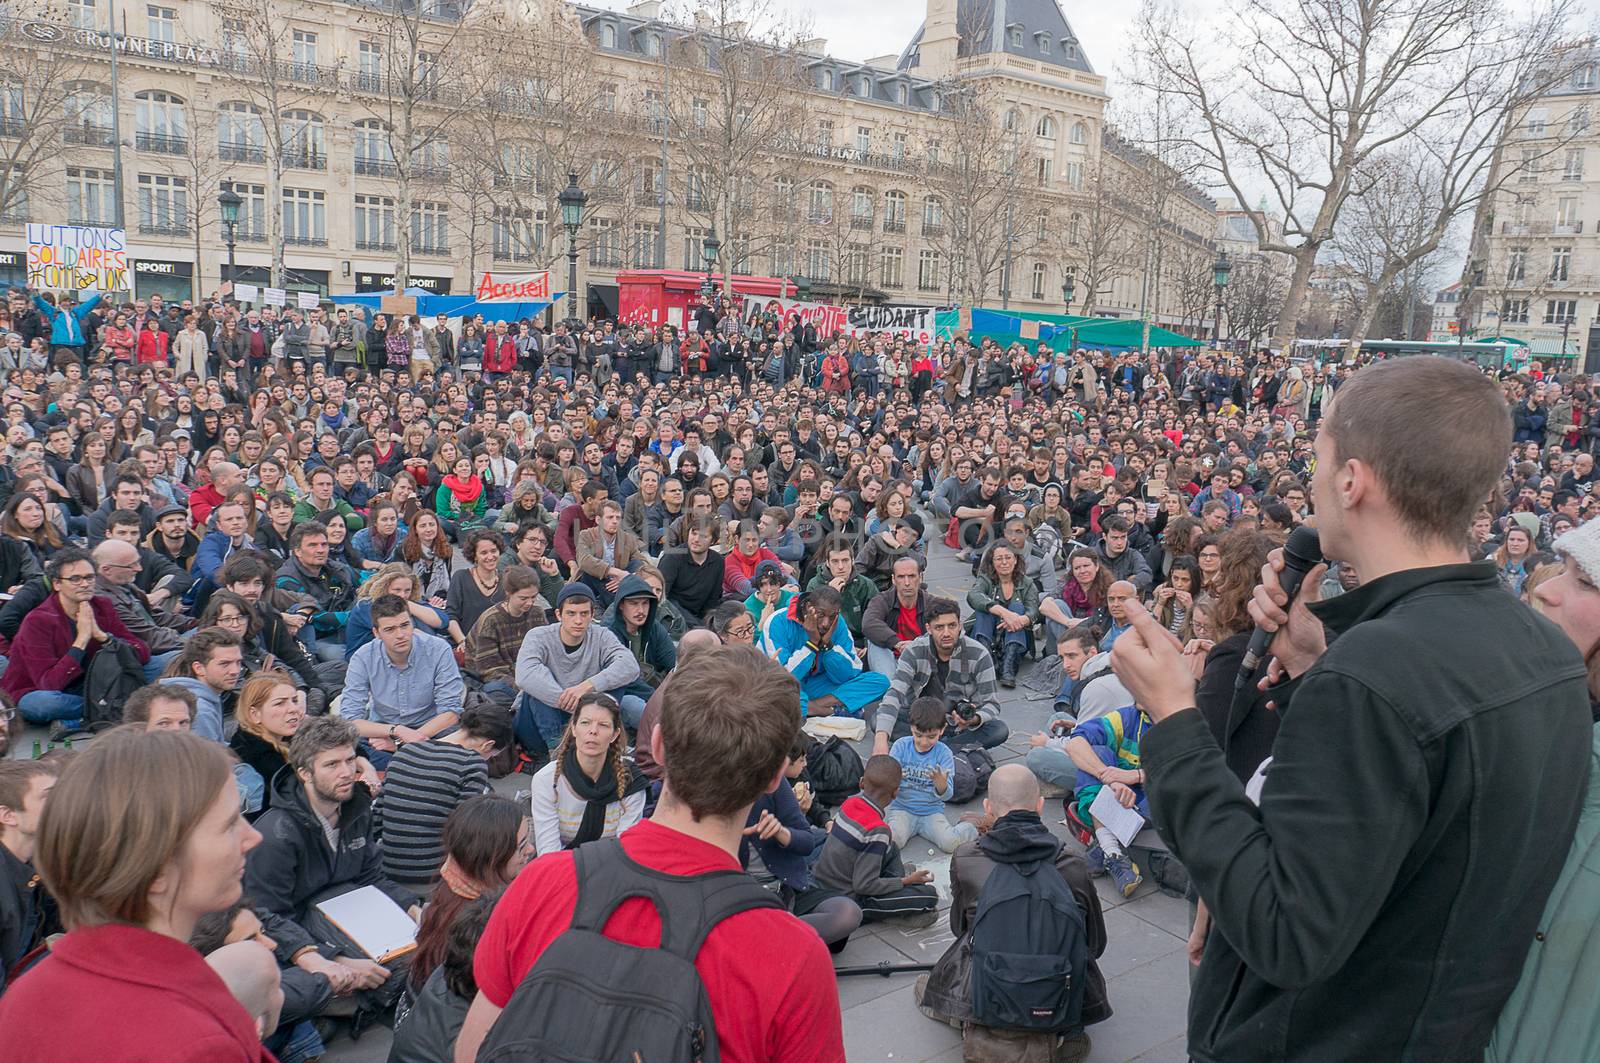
615, 269, 793, 331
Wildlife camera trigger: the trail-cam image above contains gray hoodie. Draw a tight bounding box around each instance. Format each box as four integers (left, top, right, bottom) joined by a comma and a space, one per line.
513, 619, 640, 705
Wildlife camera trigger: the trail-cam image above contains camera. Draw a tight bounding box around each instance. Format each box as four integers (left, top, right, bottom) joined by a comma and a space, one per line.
952, 701, 980, 721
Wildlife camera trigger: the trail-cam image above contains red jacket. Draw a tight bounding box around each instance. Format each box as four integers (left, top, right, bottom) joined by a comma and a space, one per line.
483, 333, 518, 373
0, 592, 149, 700
136, 327, 170, 365
189, 481, 225, 527
0, 923, 276, 1062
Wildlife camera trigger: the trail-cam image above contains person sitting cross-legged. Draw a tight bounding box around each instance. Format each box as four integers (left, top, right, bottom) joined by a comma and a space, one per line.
813, 754, 939, 927
1065, 704, 1152, 897
512, 583, 640, 765
873, 597, 1009, 756
759, 584, 889, 720
339, 594, 464, 771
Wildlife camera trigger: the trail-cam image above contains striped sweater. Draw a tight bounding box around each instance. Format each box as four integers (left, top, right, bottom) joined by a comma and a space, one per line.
373, 741, 489, 889
813, 794, 909, 898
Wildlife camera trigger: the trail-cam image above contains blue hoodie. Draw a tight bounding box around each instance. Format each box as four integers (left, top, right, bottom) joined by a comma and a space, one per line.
32, 292, 102, 349
158, 676, 226, 742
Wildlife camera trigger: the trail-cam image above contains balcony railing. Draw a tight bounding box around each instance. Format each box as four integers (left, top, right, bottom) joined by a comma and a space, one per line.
284, 234, 328, 247
412, 164, 450, 183
850, 215, 874, 230
883, 218, 906, 234
219, 142, 267, 163
138, 221, 190, 237
492, 174, 538, 192
355, 157, 398, 177
235, 230, 268, 243
922, 221, 945, 236
493, 250, 535, 262
282, 149, 327, 171
64, 123, 114, 146
136, 131, 189, 155
412, 241, 450, 256
355, 238, 396, 251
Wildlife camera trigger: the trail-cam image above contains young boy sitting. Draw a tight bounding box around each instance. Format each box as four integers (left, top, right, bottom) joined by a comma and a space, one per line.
1065, 704, 1151, 897
886, 696, 978, 853
814, 754, 939, 926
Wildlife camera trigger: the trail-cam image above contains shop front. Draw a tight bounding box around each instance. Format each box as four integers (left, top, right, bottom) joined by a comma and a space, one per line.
354, 272, 453, 294
230, 266, 330, 297
0, 249, 26, 291
133, 258, 194, 303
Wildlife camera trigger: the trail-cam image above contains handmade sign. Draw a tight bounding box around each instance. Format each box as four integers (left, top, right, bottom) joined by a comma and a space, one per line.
474, 271, 551, 303
26, 224, 128, 291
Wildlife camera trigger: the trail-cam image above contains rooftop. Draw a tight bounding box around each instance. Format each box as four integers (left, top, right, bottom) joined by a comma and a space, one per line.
897, 0, 1094, 75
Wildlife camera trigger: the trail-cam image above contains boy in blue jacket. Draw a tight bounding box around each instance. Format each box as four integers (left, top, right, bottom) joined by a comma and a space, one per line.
887, 696, 978, 853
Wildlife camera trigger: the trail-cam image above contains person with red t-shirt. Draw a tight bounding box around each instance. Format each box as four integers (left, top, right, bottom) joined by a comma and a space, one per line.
455, 643, 845, 1063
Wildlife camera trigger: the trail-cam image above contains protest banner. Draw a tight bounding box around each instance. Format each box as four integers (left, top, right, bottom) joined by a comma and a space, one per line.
262, 287, 286, 307
25, 224, 128, 292
296, 291, 320, 310
232, 283, 259, 304
741, 295, 848, 337
844, 303, 936, 343
475, 270, 551, 303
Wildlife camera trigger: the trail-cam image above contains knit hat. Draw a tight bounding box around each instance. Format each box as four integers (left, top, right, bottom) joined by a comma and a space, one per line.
1508, 511, 1542, 541
1556, 518, 1600, 585
555, 582, 596, 608
753, 559, 784, 584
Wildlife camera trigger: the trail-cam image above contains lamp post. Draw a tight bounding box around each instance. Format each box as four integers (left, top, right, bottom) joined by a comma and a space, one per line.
557, 171, 587, 324
218, 184, 241, 295
701, 228, 720, 300
1061, 273, 1076, 315
1211, 250, 1232, 347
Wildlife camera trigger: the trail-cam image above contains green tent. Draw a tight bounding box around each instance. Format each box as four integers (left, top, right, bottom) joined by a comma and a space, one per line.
1048, 318, 1206, 350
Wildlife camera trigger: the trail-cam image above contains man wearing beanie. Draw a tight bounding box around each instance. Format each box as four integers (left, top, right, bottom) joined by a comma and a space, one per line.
513, 582, 640, 766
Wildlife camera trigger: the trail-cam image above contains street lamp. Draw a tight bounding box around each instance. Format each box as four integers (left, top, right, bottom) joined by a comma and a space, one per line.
557, 171, 587, 322
218, 184, 241, 294
1061, 273, 1076, 315
701, 228, 721, 298
1211, 250, 1232, 346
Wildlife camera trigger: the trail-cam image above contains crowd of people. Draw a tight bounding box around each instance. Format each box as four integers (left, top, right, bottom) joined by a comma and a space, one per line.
0, 279, 1592, 1063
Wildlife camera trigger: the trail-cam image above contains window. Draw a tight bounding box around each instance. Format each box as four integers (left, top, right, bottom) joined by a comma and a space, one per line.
495, 143, 538, 191
774, 175, 795, 217
291, 30, 320, 82
353, 194, 395, 250
808, 181, 833, 224
279, 110, 325, 169
1036, 116, 1056, 139
1070, 121, 1087, 145
1551, 245, 1572, 281
1064, 162, 1083, 189
806, 240, 830, 279
1507, 246, 1527, 282
1525, 108, 1548, 136
682, 226, 709, 270
630, 223, 660, 268
228, 183, 266, 240
893, 132, 907, 162
1558, 196, 1581, 228
216, 102, 264, 162
0, 166, 28, 223
1036, 156, 1052, 186
1031, 262, 1047, 300
68, 0, 98, 30
685, 166, 708, 212
1576, 64, 1597, 90
589, 218, 622, 267
1038, 34, 1051, 55
1547, 298, 1578, 324
644, 90, 665, 134
1069, 211, 1082, 244
917, 249, 941, 291
411, 202, 449, 254
770, 246, 793, 278
599, 83, 617, 113
636, 161, 662, 206
884, 190, 906, 232
1519, 147, 1540, 182
493, 208, 541, 262
850, 187, 873, 229
599, 23, 615, 48
1564, 148, 1585, 181
1035, 209, 1049, 242
856, 126, 871, 154
815, 119, 833, 154
281, 188, 326, 245
1502, 298, 1529, 324
219, 17, 246, 64
641, 32, 660, 58
880, 246, 903, 288
411, 139, 449, 180
928, 138, 940, 165
67, 167, 116, 225
63, 81, 113, 145
357, 42, 382, 91
921, 196, 943, 234
691, 97, 708, 129
1570, 106, 1591, 135
818, 69, 834, 91
136, 174, 187, 235
146, 5, 176, 42
1003, 109, 1020, 132
134, 90, 186, 153
352, 120, 393, 175
844, 244, 869, 285
897, 84, 909, 105
1009, 26, 1023, 47
1063, 38, 1078, 60
414, 52, 439, 95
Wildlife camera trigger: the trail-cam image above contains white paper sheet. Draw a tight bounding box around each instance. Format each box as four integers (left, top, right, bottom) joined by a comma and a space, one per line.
314, 885, 417, 963
1089, 784, 1146, 848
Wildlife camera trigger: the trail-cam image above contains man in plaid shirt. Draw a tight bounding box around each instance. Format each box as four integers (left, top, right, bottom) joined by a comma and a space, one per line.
871, 597, 1009, 756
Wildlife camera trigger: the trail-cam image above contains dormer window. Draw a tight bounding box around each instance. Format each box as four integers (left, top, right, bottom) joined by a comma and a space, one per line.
898, 83, 909, 104
819, 68, 834, 90
1062, 36, 1078, 59
598, 22, 615, 47
1036, 32, 1050, 54
641, 32, 660, 57
856, 74, 871, 96
1008, 26, 1023, 47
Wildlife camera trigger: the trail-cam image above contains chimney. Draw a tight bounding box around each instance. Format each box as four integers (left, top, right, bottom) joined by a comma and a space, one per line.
626, 0, 660, 18
917, 0, 959, 75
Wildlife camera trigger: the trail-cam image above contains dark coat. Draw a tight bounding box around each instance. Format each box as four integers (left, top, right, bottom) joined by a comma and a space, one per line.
1194, 630, 1277, 784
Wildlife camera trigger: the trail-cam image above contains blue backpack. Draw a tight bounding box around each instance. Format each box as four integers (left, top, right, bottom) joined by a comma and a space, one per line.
968, 849, 1088, 1032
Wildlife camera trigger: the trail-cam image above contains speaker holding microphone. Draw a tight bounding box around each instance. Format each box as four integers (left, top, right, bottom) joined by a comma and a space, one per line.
1235, 525, 1322, 691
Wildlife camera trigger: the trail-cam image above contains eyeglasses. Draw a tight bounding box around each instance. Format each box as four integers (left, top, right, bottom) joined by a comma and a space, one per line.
56, 573, 96, 585
727, 623, 755, 639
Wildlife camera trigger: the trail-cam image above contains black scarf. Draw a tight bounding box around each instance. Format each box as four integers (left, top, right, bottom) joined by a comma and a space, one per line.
560, 745, 647, 849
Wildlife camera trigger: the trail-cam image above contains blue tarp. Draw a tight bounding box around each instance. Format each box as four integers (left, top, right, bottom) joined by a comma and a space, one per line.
332, 287, 565, 323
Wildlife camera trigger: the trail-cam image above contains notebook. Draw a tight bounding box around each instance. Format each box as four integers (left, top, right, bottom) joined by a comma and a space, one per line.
1088, 785, 1146, 848
313, 885, 418, 964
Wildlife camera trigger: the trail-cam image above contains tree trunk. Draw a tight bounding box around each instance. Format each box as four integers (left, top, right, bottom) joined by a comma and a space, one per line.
266, 158, 285, 288
1345, 286, 1385, 356
1274, 245, 1320, 349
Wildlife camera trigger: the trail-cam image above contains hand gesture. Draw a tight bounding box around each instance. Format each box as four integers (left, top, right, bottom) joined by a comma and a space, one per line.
792, 782, 814, 812
742, 810, 788, 846
76, 601, 104, 645
1108, 781, 1137, 808
1156, 585, 1175, 601
1028, 731, 1050, 748
930, 766, 948, 793
1108, 599, 1196, 724
1247, 550, 1328, 680
902, 868, 934, 886
333, 956, 390, 990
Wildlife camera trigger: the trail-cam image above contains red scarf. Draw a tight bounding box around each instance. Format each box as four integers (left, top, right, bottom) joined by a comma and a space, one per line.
442, 474, 483, 505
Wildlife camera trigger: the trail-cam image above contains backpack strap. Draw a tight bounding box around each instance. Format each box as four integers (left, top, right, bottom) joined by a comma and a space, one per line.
570, 838, 782, 962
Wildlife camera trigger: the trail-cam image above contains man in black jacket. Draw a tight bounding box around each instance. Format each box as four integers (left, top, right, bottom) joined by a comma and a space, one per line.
1110, 357, 1592, 1063
244, 716, 419, 1012
0, 758, 58, 996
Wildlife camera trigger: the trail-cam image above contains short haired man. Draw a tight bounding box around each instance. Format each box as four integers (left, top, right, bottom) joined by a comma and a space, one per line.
1111, 357, 1593, 1058
189, 460, 245, 527
293, 466, 363, 533
0, 548, 153, 738
123, 683, 196, 731
658, 517, 726, 628
87, 473, 155, 545
220, 551, 342, 702
861, 555, 930, 678
155, 627, 244, 743
341, 594, 464, 770
275, 522, 357, 663
874, 596, 1008, 755
803, 537, 878, 643
245, 716, 419, 1011
760, 583, 889, 720
103, 508, 195, 606
455, 645, 845, 1061
0, 759, 59, 994
462, 565, 546, 709
512, 583, 640, 761
92, 538, 189, 663
573, 497, 643, 607
915, 764, 1110, 1054
1095, 516, 1151, 593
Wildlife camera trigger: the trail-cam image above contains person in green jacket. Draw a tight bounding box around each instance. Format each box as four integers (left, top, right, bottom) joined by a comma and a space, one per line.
805, 536, 877, 644
1487, 521, 1600, 1063
292, 465, 364, 532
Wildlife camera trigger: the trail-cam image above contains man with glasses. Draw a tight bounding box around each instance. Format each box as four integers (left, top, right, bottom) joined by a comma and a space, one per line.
91, 538, 190, 668
0, 548, 153, 740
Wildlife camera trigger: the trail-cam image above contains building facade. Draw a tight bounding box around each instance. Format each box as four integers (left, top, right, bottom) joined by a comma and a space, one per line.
0, 0, 1216, 327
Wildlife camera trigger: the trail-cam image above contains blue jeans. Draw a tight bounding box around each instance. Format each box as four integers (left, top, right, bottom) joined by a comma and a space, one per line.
971, 601, 1030, 650
865, 642, 899, 678
19, 689, 84, 724
514, 695, 574, 753
885, 809, 977, 853
145, 649, 181, 682
234, 762, 264, 815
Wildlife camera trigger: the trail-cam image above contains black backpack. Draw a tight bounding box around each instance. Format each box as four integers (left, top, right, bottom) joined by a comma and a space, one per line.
949, 746, 997, 804
81, 637, 148, 731
968, 849, 1088, 1033
475, 837, 781, 1063
803, 735, 864, 807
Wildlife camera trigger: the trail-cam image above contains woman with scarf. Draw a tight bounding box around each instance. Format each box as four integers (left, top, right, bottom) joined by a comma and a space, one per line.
399, 509, 460, 608
528, 692, 647, 856
436, 453, 488, 530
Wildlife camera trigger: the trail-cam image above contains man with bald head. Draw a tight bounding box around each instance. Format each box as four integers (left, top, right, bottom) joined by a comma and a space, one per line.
187, 459, 243, 527
917, 764, 1110, 1053
1100, 580, 1139, 652
632, 626, 722, 782
92, 538, 187, 673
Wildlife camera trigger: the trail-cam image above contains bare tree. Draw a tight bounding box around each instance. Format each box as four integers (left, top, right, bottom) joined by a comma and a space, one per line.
0, 16, 100, 224
171, 108, 226, 298
1224, 254, 1289, 347
1170, 243, 1219, 334
1136, 0, 1582, 345
1058, 156, 1137, 316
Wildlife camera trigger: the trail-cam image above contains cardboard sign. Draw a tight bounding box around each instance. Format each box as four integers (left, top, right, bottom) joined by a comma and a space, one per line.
262, 287, 286, 307
474, 270, 551, 303
1019, 319, 1041, 340
233, 283, 258, 303
380, 295, 417, 317
844, 303, 936, 343
296, 290, 320, 310
26, 223, 128, 291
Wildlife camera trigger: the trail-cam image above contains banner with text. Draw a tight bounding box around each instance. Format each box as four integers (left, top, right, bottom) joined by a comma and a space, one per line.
26, 224, 128, 292
474, 270, 551, 303
744, 296, 935, 343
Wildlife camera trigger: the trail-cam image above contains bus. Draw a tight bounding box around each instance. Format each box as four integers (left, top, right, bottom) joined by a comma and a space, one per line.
1291, 338, 1529, 372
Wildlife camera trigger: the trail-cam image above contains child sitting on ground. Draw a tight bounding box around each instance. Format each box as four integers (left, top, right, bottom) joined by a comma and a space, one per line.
814, 754, 939, 926
886, 696, 978, 853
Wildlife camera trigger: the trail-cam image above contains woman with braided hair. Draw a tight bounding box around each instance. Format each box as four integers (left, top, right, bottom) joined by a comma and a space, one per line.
528, 691, 647, 856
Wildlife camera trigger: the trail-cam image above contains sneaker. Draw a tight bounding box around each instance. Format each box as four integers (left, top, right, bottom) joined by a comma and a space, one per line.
48, 720, 88, 744
1106, 852, 1143, 897
1083, 840, 1109, 877
894, 908, 940, 929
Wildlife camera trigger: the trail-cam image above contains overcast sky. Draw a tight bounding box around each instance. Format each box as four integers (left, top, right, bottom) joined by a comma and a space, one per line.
581, 0, 1137, 87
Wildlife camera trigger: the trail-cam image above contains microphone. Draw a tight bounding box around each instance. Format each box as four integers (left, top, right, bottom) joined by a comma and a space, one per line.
1235, 525, 1322, 691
